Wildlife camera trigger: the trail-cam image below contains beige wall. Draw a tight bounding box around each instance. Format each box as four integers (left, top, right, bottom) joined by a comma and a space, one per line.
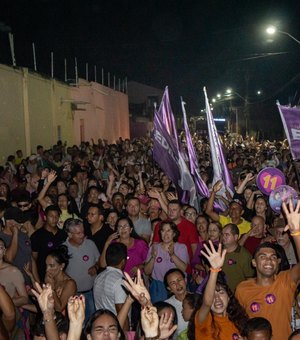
0, 64, 129, 163
71, 79, 129, 144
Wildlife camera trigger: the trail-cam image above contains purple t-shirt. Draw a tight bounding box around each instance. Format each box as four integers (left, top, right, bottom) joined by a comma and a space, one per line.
146, 243, 189, 281
122, 239, 148, 276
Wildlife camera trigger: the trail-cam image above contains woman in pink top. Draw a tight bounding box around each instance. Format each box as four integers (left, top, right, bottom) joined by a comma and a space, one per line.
100, 217, 148, 277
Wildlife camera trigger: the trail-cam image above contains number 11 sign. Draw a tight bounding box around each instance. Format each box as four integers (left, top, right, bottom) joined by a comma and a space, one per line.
256, 167, 286, 196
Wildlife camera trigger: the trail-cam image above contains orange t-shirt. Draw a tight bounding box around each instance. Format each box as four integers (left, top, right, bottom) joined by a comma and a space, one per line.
235, 270, 296, 340
194, 310, 240, 340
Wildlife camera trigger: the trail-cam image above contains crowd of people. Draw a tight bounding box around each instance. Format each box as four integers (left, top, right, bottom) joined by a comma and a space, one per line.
0, 134, 299, 340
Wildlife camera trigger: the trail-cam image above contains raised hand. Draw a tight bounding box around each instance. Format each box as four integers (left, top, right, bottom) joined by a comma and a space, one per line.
67, 295, 85, 324
166, 192, 178, 201
212, 180, 223, 193
244, 172, 255, 183
159, 311, 177, 339
106, 232, 119, 244
31, 283, 54, 314
282, 199, 300, 233
201, 241, 226, 269
122, 269, 151, 307
47, 170, 57, 184
141, 306, 159, 338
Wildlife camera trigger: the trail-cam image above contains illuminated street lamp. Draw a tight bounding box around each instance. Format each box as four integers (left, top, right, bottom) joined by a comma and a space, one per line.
266, 25, 300, 45
226, 88, 232, 94
217, 93, 221, 98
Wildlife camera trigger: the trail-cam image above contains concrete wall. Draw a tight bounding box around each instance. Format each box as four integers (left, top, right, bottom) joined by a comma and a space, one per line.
71, 79, 129, 145
0, 64, 129, 164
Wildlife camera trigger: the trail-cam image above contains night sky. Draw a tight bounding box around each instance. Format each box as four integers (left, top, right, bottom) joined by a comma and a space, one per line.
1, 0, 300, 134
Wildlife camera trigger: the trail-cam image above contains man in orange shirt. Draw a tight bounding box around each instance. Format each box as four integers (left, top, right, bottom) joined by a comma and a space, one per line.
235, 201, 300, 340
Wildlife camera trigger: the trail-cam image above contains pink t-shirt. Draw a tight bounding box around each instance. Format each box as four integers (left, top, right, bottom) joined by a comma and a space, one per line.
113, 238, 148, 277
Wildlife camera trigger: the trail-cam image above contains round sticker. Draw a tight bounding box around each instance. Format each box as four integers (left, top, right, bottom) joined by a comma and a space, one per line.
82, 255, 89, 262
269, 185, 299, 213
265, 294, 276, 304
25, 240, 30, 246
250, 302, 260, 313
47, 241, 53, 248
256, 167, 285, 196
156, 257, 162, 263
228, 259, 236, 266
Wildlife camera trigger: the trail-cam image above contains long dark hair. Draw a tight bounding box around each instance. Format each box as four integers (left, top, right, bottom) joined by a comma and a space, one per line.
186, 293, 203, 340
211, 277, 248, 338
84, 309, 125, 340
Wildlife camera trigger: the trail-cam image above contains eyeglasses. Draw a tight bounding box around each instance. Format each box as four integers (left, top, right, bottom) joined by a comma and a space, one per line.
0, 246, 6, 250
118, 224, 130, 229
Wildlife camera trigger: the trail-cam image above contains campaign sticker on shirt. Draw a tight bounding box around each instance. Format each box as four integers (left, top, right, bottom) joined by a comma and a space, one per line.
269, 185, 298, 213
156, 257, 162, 263
82, 255, 89, 262
250, 302, 260, 313
228, 259, 236, 266
256, 167, 285, 196
25, 240, 30, 246
265, 294, 276, 304
47, 241, 53, 248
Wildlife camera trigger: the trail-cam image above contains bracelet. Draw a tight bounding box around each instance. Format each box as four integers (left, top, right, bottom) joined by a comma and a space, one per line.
290, 231, 300, 237
210, 267, 222, 273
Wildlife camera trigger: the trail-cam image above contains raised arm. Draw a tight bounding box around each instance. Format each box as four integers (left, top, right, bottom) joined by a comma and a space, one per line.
205, 181, 222, 222
67, 295, 85, 340
282, 200, 300, 282
37, 171, 57, 210
197, 241, 226, 324
236, 173, 255, 194
31, 283, 60, 340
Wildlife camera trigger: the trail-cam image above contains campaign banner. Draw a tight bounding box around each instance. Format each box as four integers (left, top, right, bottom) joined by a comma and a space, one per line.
153, 90, 196, 203
277, 103, 300, 160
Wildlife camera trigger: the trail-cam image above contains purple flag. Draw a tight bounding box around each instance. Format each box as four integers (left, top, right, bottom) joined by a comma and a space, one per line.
153, 91, 196, 204
181, 98, 210, 198
157, 87, 180, 150
204, 87, 234, 193
277, 103, 300, 160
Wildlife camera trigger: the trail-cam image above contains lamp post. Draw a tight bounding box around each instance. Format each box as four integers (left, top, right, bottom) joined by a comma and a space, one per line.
266, 26, 300, 46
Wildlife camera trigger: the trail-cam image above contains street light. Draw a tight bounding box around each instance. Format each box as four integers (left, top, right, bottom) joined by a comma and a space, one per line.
266, 25, 300, 45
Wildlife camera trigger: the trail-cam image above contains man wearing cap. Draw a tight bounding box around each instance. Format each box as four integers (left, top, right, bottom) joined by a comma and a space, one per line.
0, 207, 38, 285
205, 180, 251, 235
26, 154, 38, 174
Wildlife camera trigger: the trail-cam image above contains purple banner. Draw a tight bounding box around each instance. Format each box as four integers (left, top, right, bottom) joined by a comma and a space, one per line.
153, 89, 196, 203
181, 98, 210, 198
277, 103, 300, 160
